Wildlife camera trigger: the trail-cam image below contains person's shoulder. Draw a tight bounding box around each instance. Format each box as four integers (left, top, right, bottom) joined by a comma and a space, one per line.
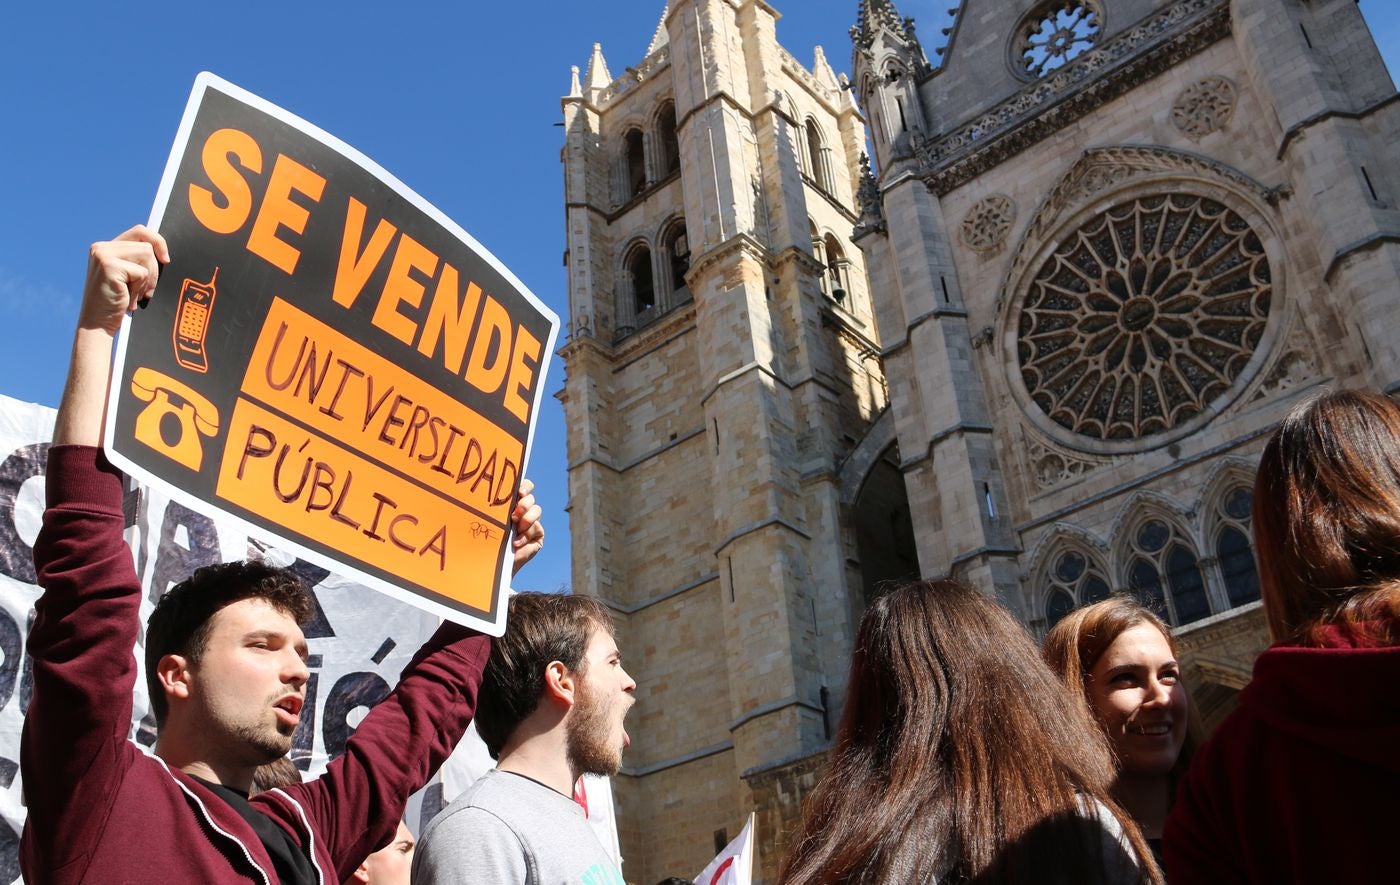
467, 770, 572, 807
425, 801, 519, 841
424, 773, 526, 830
416, 803, 530, 883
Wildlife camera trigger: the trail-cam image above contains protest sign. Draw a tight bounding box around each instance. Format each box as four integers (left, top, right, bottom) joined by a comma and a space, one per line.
104, 73, 557, 635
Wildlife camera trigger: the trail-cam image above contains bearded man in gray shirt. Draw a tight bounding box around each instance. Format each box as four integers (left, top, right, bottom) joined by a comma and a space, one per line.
414, 593, 635, 884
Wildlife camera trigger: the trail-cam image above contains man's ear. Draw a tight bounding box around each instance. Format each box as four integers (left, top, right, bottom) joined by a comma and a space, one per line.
543, 660, 576, 709
156, 653, 193, 704
349, 861, 371, 884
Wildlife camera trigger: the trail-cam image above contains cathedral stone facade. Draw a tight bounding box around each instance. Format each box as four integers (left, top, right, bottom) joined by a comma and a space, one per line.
560, 0, 1399, 881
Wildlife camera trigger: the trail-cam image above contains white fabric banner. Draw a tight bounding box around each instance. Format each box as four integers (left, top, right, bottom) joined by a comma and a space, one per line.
694, 813, 755, 885
0, 393, 619, 883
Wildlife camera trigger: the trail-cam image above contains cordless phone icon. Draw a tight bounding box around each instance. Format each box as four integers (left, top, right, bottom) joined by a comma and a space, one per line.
174, 267, 218, 373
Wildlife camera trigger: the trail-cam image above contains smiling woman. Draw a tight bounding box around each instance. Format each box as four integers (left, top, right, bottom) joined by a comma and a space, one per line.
1043, 596, 1195, 864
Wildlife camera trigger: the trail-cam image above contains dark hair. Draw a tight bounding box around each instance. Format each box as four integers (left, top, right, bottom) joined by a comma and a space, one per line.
475, 591, 614, 758
1253, 390, 1400, 645
1042, 596, 1195, 780
778, 580, 1160, 885
145, 560, 314, 726
250, 755, 302, 795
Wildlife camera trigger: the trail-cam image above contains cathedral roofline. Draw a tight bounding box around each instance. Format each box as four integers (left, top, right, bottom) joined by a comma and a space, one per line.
647, 3, 670, 54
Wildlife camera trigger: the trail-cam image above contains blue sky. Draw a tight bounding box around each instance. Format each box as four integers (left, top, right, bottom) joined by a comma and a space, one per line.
1, 1, 1396, 596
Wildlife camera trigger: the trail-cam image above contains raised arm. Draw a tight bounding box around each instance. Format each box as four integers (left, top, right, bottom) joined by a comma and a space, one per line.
21, 226, 169, 876
53, 225, 168, 446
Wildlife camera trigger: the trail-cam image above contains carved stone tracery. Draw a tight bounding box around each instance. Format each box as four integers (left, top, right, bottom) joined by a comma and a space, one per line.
1006, 146, 1283, 291
1172, 76, 1237, 139
961, 194, 1017, 253
1026, 438, 1108, 491
1016, 1, 1103, 79
1251, 321, 1322, 401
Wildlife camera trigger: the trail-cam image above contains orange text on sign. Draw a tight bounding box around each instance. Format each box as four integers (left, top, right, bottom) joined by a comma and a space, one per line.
217, 400, 501, 612
187, 127, 326, 275
183, 125, 543, 428
243, 297, 523, 525
331, 199, 542, 426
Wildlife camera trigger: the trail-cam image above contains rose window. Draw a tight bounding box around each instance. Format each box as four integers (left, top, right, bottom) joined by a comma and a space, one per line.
1018, 194, 1271, 441
1018, 2, 1102, 78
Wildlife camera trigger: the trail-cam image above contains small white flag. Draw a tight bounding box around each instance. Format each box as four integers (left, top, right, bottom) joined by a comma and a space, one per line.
693, 813, 755, 885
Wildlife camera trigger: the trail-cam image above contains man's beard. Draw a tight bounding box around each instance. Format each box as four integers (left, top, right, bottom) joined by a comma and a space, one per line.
227, 694, 297, 766
565, 681, 623, 777
229, 719, 294, 767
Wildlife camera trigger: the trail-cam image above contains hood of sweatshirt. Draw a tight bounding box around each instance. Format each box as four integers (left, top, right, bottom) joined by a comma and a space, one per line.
1239, 623, 1400, 772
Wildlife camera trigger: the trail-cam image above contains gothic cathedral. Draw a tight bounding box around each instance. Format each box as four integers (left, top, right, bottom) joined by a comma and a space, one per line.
559, 1, 1399, 881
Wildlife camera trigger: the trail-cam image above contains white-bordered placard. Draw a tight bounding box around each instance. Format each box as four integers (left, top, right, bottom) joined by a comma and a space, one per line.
104, 73, 558, 635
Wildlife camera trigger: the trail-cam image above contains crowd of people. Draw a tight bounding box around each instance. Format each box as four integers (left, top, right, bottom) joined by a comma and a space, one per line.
18, 226, 1400, 883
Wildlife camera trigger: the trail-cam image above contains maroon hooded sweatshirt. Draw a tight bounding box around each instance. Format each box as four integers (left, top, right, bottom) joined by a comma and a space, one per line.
1164, 622, 1400, 884
20, 446, 490, 884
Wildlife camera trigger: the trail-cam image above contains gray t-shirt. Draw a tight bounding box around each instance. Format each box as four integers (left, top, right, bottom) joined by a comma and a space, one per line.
413, 769, 624, 885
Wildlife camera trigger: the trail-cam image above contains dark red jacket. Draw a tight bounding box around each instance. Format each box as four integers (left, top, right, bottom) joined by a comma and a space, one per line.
1163, 623, 1400, 884
20, 445, 490, 884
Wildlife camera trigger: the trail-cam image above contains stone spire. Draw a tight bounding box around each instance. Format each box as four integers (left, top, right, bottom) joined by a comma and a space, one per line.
647, 3, 670, 54
850, 0, 905, 49
567, 65, 582, 99
812, 45, 840, 90
583, 42, 612, 103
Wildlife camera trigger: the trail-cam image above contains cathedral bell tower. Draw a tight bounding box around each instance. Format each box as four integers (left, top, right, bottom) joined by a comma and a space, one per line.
559, 2, 900, 880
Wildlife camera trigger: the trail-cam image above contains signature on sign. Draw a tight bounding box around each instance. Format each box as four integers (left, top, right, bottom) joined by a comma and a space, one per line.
469, 522, 498, 541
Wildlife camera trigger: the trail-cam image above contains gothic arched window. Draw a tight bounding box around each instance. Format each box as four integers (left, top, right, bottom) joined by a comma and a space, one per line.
1042, 547, 1111, 630
823, 234, 847, 302
804, 119, 832, 193
808, 219, 824, 265
624, 128, 647, 198
656, 101, 680, 178
1214, 485, 1260, 607
628, 246, 655, 316
1125, 518, 1211, 626
1046, 589, 1075, 629
662, 220, 689, 300
861, 76, 889, 147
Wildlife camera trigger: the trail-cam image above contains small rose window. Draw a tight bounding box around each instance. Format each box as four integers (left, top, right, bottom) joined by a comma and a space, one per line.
1017, 1, 1102, 78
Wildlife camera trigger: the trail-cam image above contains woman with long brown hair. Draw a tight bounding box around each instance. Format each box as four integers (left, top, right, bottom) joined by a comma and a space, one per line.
778, 580, 1160, 885
1164, 390, 1400, 883
1043, 599, 1193, 865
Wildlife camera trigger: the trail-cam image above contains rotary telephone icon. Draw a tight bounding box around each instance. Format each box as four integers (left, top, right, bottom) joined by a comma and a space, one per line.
130, 367, 220, 471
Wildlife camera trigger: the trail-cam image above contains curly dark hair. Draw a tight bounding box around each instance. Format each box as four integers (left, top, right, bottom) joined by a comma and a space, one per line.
145, 560, 314, 726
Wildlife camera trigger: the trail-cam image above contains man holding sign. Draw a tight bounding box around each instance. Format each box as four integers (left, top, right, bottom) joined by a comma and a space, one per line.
21, 226, 544, 883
